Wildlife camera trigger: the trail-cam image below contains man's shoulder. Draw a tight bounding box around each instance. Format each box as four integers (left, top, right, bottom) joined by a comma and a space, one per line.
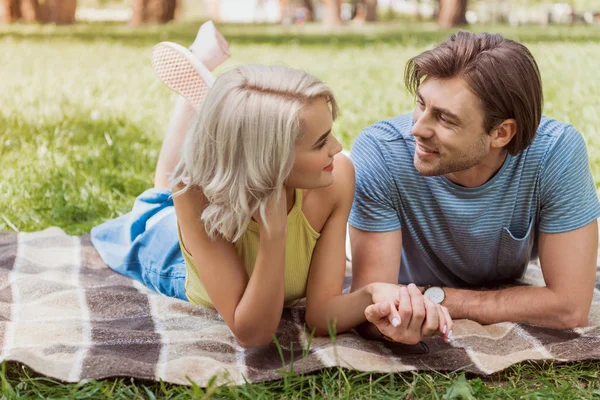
530, 116, 580, 152
359, 113, 414, 143
516, 116, 587, 181
351, 113, 415, 171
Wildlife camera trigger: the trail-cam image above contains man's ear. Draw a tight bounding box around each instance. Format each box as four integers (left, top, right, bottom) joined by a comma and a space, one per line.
490, 119, 517, 149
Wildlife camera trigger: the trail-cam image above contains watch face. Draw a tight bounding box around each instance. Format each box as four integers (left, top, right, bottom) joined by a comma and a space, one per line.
424, 287, 445, 304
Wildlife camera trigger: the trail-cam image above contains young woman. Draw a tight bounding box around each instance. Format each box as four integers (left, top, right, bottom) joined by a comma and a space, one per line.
91, 23, 452, 348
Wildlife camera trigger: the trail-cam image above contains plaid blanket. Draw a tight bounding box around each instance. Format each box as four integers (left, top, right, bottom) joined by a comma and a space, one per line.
1, 227, 599, 386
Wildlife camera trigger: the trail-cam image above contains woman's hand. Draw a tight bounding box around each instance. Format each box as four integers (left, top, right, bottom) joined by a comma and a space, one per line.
253, 189, 289, 238
365, 283, 453, 344
368, 282, 402, 306
365, 282, 404, 330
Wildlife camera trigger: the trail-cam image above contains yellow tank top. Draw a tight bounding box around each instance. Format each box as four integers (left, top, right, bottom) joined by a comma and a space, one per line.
179, 189, 320, 308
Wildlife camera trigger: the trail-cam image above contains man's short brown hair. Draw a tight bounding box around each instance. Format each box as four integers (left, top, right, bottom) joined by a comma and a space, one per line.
405, 31, 543, 155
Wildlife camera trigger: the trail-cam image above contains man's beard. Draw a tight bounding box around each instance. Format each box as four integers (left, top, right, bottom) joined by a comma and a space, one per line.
414, 134, 489, 177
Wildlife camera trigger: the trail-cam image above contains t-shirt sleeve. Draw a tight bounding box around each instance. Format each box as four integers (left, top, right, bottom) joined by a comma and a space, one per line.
539, 127, 600, 233
348, 130, 401, 232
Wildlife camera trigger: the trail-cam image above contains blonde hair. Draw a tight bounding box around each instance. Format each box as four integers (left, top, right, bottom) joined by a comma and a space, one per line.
170, 64, 338, 242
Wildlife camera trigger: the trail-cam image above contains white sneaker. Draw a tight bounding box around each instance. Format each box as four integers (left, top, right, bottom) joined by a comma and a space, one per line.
151, 21, 229, 110
189, 20, 230, 71
152, 42, 215, 110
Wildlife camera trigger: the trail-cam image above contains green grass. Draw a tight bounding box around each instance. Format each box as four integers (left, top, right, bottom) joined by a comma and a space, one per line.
2, 21, 600, 398
2, 360, 600, 399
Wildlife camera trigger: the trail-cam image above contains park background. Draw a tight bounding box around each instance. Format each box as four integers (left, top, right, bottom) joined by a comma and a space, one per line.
1, 0, 600, 398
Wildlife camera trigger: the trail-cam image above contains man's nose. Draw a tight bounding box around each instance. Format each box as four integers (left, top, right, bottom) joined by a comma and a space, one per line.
412, 111, 434, 139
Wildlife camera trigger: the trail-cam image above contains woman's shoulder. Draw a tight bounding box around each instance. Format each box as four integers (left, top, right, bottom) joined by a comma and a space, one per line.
304, 152, 355, 214
330, 152, 355, 199
171, 184, 208, 224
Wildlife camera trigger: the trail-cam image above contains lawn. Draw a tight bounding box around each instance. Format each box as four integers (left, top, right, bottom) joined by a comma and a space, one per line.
1, 20, 600, 398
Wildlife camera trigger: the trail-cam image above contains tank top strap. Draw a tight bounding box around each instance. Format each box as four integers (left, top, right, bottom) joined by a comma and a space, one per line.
293, 188, 303, 211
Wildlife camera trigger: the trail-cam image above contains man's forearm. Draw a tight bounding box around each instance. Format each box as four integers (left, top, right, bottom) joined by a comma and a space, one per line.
442, 285, 590, 329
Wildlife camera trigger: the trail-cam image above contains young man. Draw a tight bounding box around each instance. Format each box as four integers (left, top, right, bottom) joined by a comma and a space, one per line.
350, 31, 600, 343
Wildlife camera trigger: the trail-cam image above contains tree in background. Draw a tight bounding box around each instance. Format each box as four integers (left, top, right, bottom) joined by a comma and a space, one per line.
21, 0, 42, 22
2, 0, 21, 22
323, 0, 341, 27
321, 0, 378, 26
302, 0, 314, 21
353, 0, 378, 22
438, 0, 467, 28
1, 0, 77, 23
131, 0, 178, 25
47, 0, 77, 23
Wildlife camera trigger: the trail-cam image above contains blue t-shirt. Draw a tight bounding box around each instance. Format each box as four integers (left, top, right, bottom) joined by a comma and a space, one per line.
349, 114, 600, 287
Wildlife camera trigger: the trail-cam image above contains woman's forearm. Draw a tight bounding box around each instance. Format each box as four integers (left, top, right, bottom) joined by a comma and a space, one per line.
305, 284, 373, 336
232, 236, 287, 347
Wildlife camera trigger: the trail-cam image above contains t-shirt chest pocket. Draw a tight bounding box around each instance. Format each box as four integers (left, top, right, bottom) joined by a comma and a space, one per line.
495, 218, 536, 281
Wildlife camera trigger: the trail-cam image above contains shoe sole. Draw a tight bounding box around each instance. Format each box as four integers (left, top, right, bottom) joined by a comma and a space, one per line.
151, 42, 216, 110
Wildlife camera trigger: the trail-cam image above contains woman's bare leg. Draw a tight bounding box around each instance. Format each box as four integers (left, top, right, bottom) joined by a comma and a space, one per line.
152, 21, 230, 188
154, 95, 196, 188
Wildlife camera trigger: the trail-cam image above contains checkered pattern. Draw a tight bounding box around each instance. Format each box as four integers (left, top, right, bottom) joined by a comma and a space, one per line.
152, 44, 212, 110
0, 227, 599, 386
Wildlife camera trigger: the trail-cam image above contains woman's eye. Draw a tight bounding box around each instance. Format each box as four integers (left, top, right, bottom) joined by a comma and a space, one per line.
317, 137, 329, 149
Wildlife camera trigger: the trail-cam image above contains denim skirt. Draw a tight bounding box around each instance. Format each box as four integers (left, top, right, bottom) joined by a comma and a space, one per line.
91, 188, 188, 301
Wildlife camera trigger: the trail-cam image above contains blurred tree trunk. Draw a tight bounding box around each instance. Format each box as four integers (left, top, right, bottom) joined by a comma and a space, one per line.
303, 0, 313, 21
1, 0, 69, 23
353, 0, 377, 22
323, 0, 341, 27
20, 0, 42, 22
131, 0, 178, 25
363, 0, 377, 21
45, 0, 76, 24
2, 0, 22, 23
131, 0, 147, 24
438, 0, 467, 28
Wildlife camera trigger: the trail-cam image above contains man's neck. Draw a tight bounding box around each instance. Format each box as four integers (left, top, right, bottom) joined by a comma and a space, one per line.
444, 149, 509, 188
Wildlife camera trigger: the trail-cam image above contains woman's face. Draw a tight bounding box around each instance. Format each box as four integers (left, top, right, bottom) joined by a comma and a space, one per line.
286, 97, 342, 189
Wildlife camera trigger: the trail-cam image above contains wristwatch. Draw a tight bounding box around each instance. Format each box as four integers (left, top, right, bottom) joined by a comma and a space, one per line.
423, 286, 445, 304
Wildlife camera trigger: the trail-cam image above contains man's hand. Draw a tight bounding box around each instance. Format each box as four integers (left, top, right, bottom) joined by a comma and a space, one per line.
365, 284, 453, 344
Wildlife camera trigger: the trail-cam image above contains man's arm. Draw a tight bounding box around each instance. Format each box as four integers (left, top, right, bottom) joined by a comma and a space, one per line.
441, 220, 598, 329
350, 227, 402, 291
350, 227, 452, 341
443, 128, 600, 329
348, 128, 453, 341
350, 227, 401, 339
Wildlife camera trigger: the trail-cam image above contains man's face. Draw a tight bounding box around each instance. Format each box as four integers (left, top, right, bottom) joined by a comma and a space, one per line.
411, 77, 492, 177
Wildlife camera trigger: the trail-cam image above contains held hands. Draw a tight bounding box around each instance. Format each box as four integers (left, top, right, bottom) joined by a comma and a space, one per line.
365, 283, 453, 344
252, 188, 288, 238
